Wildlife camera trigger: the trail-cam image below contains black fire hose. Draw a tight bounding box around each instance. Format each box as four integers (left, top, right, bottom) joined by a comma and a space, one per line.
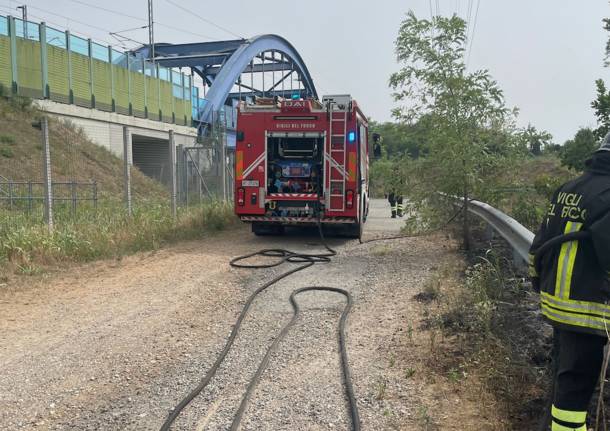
160, 221, 361, 431
161, 205, 465, 430
533, 230, 591, 277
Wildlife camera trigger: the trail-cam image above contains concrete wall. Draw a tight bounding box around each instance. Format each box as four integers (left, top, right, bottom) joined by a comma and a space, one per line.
35, 99, 197, 162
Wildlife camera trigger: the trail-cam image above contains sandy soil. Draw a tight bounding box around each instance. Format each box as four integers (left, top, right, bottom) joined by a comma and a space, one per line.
0, 199, 500, 430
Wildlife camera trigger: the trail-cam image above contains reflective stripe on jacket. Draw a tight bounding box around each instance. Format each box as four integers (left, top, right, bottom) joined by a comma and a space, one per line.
529, 157, 610, 336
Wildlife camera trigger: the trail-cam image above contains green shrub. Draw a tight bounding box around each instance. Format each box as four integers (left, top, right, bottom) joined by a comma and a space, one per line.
533, 174, 565, 200
0, 135, 15, 145
0, 146, 14, 158
8, 96, 32, 112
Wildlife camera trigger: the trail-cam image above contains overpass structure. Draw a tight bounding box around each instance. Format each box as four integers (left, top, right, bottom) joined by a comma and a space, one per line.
0, 14, 318, 135
0, 13, 319, 200
138, 35, 318, 127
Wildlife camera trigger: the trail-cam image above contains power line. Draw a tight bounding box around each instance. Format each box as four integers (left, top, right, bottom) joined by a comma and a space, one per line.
466, 0, 480, 68
155, 21, 214, 40
3, 2, 115, 37
60, 0, 216, 40
0, 2, 117, 46
63, 0, 144, 21
164, 0, 244, 40
465, 0, 473, 37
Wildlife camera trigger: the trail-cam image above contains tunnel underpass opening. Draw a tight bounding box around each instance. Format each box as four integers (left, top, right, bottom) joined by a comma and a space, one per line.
132, 135, 171, 187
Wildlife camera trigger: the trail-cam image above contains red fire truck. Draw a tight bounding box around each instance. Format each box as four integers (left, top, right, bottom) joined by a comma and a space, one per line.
234, 94, 370, 237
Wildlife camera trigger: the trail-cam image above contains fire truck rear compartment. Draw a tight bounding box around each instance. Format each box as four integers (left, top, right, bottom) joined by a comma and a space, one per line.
266, 136, 322, 194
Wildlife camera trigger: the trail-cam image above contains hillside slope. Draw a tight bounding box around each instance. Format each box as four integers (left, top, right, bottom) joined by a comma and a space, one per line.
0, 97, 166, 198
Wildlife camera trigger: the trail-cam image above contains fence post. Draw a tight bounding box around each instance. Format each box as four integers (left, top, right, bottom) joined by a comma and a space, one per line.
8, 16, 18, 94
71, 180, 77, 218
221, 124, 227, 201
92, 180, 98, 214
122, 126, 132, 216
177, 144, 185, 205
41, 117, 53, 233
27, 181, 32, 215
39, 22, 49, 98
8, 180, 13, 210
169, 130, 177, 219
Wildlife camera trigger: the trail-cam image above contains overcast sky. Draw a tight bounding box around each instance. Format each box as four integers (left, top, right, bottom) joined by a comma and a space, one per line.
1, 0, 608, 144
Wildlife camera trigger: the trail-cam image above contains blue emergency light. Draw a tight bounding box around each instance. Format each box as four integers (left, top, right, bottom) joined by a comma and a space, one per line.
291, 93, 300, 100
348, 131, 356, 142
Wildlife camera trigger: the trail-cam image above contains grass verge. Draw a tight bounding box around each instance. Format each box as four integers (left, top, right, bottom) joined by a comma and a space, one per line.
417, 248, 550, 429
0, 200, 237, 279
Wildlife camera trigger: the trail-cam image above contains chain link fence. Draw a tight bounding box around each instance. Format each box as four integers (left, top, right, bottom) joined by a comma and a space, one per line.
0, 111, 233, 236
178, 111, 234, 207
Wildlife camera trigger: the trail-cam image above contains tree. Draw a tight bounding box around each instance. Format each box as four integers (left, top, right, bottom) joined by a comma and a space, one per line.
516, 124, 553, 156
560, 127, 598, 171
592, 79, 610, 140
368, 117, 432, 160
389, 11, 516, 249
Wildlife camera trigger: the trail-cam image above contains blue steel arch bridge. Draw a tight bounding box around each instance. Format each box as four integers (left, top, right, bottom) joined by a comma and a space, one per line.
136, 34, 318, 130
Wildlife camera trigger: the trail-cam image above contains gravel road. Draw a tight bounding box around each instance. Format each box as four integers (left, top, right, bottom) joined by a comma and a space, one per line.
0, 199, 457, 430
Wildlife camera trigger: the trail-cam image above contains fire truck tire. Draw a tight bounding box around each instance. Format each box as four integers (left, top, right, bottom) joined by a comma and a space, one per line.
252, 223, 285, 236
363, 193, 369, 222
345, 221, 363, 239
345, 199, 364, 239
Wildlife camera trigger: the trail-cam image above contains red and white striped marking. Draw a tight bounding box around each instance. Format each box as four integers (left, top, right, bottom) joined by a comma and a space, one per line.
267, 193, 320, 200
240, 216, 355, 224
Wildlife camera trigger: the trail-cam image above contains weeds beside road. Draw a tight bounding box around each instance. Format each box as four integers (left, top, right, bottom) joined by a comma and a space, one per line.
0, 201, 236, 279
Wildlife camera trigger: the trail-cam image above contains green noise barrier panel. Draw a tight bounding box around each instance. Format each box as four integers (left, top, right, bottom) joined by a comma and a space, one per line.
47, 45, 70, 104
16, 38, 43, 99
0, 37, 11, 91
0, 20, 192, 126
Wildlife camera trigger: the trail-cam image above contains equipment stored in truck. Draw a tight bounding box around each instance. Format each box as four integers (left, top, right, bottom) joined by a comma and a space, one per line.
234, 95, 370, 237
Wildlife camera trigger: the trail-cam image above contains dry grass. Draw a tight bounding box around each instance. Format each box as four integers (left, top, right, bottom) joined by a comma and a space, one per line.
0, 200, 237, 279
0, 95, 238, 278
416, 250, 549, 430
0, 96, 165, 198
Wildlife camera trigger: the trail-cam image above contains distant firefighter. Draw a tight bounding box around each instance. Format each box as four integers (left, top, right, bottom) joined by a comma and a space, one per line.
386, 165, 404, 218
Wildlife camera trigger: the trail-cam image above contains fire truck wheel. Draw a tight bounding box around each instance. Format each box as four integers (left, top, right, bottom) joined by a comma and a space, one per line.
344, 222, 362, 239
345, 198, 364, 239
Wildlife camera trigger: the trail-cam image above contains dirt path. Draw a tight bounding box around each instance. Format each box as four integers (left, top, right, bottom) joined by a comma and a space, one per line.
0, 200, 493, 430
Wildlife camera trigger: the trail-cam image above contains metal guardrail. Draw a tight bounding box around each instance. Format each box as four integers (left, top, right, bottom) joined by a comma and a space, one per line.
466, 199, 535, 264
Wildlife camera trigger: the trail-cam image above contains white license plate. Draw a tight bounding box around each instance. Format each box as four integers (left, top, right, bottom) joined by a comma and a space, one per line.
242, 180, 259, 187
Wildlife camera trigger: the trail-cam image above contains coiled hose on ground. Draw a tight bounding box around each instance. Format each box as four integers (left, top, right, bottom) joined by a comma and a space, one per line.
160, 221, 360, 431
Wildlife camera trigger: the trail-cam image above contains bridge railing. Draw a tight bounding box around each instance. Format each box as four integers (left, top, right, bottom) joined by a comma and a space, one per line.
0, 14, 192, 126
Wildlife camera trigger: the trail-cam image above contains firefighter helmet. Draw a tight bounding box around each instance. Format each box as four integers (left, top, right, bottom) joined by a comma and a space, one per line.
598, 132, 610, 152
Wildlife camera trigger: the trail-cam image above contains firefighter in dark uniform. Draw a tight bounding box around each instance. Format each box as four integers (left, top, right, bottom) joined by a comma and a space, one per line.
387, 165, 404, 218
529, 135, 610, 431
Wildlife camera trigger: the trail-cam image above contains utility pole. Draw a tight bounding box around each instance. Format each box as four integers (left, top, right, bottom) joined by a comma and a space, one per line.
16, 5, 27, 39
147, 0, 155, 68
